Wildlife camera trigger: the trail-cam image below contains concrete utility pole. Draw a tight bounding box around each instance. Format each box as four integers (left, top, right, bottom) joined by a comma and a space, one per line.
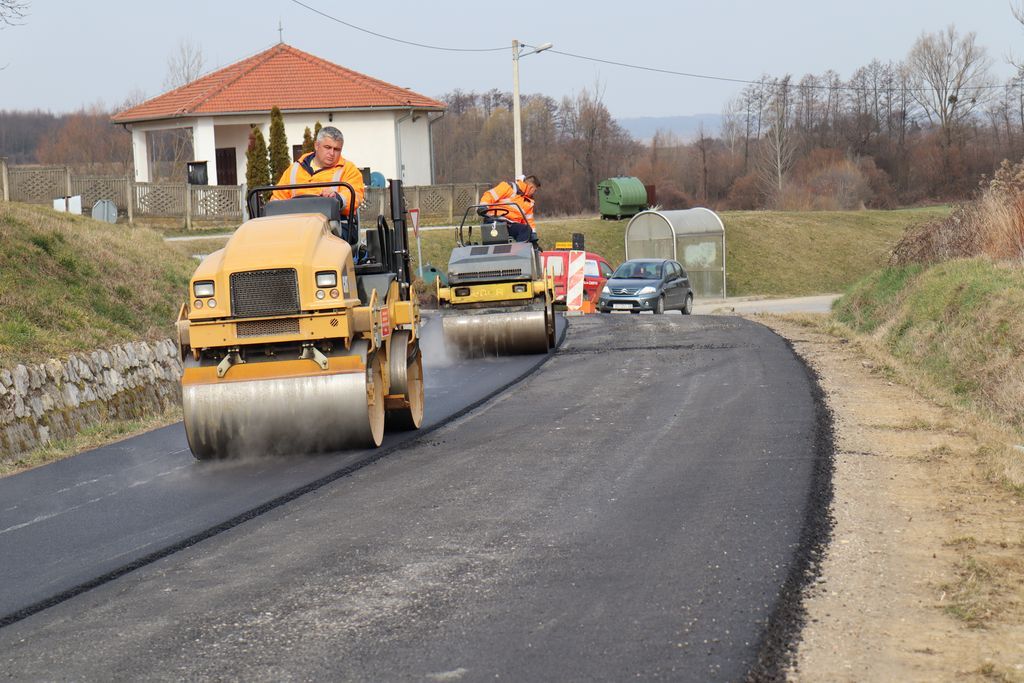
511, 40, 553, 179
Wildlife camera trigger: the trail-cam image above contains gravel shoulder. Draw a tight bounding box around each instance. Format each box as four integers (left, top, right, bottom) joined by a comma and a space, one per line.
756, 314, 1024, 682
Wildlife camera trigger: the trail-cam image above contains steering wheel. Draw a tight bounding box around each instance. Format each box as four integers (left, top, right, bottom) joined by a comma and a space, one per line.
477, 205, 511, 219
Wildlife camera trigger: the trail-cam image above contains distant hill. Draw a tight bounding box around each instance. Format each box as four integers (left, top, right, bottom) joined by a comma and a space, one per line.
616, 114, 724, 143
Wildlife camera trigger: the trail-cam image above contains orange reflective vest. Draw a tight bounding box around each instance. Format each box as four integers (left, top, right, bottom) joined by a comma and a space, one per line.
480, 179, 536, 230
270, 152, 365, 216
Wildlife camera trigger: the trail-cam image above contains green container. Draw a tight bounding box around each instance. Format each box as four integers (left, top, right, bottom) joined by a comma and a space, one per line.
420, 263, 447, 287
598, 177, 647, 219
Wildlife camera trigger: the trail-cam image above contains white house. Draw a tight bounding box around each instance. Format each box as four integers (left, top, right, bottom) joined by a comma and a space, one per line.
112, 43, 446, 186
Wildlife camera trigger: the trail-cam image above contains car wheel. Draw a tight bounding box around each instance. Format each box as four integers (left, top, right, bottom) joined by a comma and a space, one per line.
682, 294, 693, 315
654, 296, 665, 314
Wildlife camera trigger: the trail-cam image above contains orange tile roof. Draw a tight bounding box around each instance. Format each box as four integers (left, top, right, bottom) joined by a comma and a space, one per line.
112, 43, 445, 123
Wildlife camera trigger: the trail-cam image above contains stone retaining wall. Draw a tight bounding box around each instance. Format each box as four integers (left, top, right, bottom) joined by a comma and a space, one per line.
1, 339, 183, 462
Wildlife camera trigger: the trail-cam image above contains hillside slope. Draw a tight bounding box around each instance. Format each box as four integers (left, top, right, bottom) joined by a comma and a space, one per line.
0, 203, 196, 367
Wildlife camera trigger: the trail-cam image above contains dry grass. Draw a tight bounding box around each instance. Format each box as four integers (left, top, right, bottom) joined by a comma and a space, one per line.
788, 312, 1024, 494
893, 159, 1024, 266
0, 202, 196, 366
941, 555, 1001, 628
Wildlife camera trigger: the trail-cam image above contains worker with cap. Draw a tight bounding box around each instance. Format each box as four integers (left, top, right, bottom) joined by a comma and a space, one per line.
479, 174, 541, 244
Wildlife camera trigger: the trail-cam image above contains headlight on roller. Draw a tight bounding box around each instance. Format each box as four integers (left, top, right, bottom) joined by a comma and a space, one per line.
638, 286, 657, 295
316, 271, 338, 288
193, 281, 215, 298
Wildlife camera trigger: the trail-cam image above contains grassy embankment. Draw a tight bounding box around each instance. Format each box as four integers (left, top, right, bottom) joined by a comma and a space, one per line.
826, 258, 1024, 493
1, 200, 947, 471
0, 203, 197, 470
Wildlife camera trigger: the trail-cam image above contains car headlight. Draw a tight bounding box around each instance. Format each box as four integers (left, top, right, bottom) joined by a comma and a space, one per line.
638, 286, 657, 295
316, 271, 338, 288
193, 281, 215, 298
601, 285, 610, 294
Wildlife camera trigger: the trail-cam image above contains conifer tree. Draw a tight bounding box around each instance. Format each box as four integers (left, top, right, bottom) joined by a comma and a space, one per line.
268, 106, 290, 181
301, 126, 314, 155
245, 127, 270, 197
313, 121, 322, 140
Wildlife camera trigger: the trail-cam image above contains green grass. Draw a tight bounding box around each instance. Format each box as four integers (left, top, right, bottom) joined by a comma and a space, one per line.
835, 257, 1024, 432
408, 207, 950, 297
0, 203, 196, 367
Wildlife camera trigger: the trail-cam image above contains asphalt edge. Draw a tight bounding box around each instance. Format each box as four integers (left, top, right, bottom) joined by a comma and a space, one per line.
0, 314, 569, 630
745, 333, 837, 682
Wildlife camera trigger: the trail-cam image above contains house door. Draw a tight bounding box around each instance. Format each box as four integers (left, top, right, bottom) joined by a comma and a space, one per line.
215, 148, 237, 186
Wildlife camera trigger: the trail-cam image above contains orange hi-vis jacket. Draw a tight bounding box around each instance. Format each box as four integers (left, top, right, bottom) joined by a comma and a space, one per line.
480, 179, 536, 230
271, 152, 365, 216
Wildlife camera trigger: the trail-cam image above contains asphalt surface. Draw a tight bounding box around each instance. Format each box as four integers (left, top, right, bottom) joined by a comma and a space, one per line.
0, 314, 566, 624
692, 294, 841, 315
0, 314, 832, 681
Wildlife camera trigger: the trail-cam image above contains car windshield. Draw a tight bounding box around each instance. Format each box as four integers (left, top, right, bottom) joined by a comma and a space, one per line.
612, 262, 661, 280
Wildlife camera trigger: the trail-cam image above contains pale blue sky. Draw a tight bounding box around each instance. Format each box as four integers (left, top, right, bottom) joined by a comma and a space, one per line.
1, 0, 1022, 118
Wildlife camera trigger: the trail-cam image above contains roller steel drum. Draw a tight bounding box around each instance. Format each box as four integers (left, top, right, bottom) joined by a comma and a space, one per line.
183, 354, 385, 459
386, 330, 425, 431
442, 309, 551, 357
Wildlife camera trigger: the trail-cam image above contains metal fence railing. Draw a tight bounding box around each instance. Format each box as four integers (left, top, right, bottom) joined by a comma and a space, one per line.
1, 160, 490, 229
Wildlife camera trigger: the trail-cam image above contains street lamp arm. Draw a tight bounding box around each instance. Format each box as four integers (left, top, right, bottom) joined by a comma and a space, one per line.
519, 41, 554, 57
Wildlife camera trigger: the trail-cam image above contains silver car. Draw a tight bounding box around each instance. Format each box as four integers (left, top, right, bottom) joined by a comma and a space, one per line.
597, 258, 694, 314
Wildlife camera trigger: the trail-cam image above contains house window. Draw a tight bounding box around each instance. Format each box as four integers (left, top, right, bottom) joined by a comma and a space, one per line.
292, 144, 304, 161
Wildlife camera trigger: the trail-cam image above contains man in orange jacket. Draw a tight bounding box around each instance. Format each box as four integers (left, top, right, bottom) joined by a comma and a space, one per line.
480, 174, 541, 243
271, 126, 364, 217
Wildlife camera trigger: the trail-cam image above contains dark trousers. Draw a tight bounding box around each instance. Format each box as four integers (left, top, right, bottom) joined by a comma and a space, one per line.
507, 222, 532, 243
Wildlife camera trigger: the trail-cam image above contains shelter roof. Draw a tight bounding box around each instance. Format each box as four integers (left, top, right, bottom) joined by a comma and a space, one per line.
112, 43, 446, 124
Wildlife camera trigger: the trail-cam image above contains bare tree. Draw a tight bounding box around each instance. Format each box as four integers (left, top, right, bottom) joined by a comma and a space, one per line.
149, 39, 206, 180
906, 25, 993, 147
164, 38, 205, 90
758, 76, 799, 200
0, 0, 28, 27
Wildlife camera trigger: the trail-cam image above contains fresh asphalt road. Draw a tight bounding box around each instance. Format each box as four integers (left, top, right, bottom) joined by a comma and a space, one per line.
0, 314, 565, 623
0, 314, 830, 681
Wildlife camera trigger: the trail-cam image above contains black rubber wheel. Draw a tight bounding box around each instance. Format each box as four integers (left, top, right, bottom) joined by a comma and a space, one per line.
682, 294, 693, 315
654, 296, 665, 315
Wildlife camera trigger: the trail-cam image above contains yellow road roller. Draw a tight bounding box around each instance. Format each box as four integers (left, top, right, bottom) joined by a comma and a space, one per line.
436, 204, 556, 357
176, 180, 423, 459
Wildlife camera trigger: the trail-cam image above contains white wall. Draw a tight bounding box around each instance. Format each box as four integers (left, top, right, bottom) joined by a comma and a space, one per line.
281, 111, 398, 180
214, 124, 254, 184
127, 109, 438, 187
395, 114, 434, 185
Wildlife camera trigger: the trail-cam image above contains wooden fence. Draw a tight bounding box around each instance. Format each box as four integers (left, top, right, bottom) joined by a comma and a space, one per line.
0, 159, 490, 229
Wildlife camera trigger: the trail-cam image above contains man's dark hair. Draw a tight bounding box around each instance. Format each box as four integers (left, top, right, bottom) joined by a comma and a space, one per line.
524, 174, 541, 188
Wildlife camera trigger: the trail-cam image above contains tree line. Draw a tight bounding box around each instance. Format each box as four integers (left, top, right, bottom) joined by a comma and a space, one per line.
3, 22, 1022, 216
435, 24, 1023, 215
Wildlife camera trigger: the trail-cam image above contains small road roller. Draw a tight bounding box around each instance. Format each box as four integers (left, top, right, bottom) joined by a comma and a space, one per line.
436, 204, 556, 357
176, 180, 423, 459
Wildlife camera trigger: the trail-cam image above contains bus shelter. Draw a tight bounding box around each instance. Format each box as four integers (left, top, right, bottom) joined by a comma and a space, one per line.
624, 208, 726, 299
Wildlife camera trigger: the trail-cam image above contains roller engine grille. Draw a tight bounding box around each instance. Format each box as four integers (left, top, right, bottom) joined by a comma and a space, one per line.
230, 268, 300, 318
236, 318, 300, 338
452, 268, 524, 280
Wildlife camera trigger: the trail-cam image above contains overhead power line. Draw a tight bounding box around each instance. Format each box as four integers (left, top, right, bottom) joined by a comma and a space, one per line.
287, 0, 506, 53
536, 45, 1008, 95
289, 0, 1013, 96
